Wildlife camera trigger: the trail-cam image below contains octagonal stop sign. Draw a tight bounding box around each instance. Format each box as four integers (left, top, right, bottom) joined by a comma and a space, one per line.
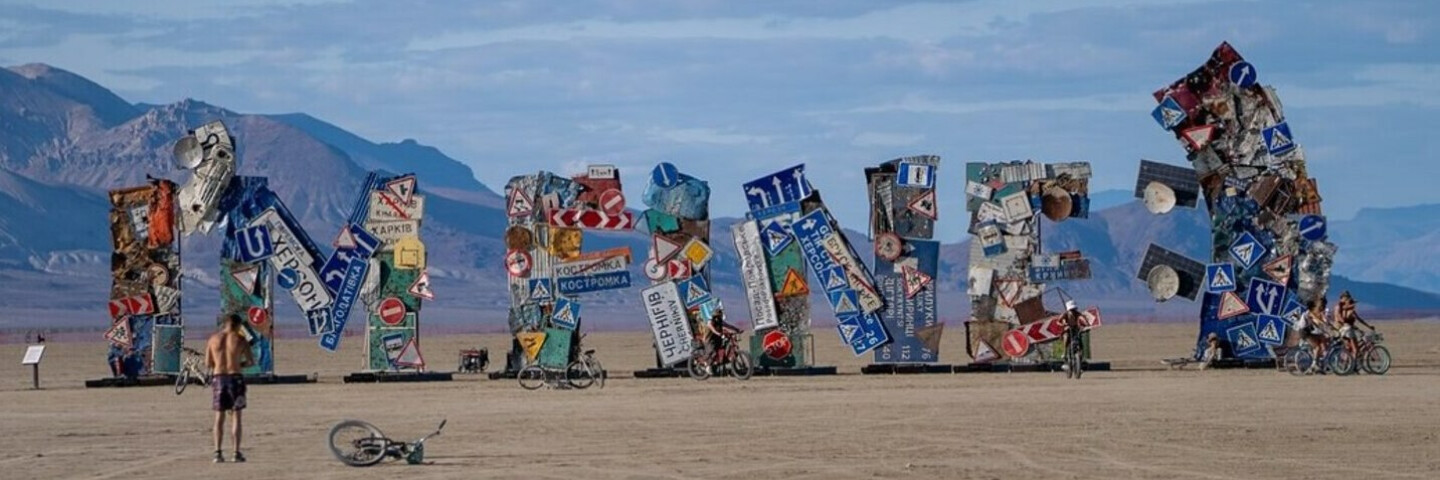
762, 330, 792, 360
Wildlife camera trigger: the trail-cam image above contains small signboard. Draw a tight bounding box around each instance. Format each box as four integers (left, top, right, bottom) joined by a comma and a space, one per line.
22, 345, 45, 365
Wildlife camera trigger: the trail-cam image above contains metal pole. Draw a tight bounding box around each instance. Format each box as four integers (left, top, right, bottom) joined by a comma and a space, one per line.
31, 364, 39, 390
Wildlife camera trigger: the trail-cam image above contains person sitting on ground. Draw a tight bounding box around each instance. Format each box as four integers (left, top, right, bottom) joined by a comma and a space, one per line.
1335, 291, 1374, 358
206, 313, 254, 463
1200, 332, 1229, 369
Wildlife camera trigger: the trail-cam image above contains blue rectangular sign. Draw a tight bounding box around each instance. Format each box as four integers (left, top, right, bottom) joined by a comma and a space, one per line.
837, 312, 890, 356
319, 258, 369, 351
790, 208, 842, 292
873, 239, 938, 364
742, 165, 811, 212
235, 225, 274, 263
557, 271, 633, 295
751, 200, 801, 222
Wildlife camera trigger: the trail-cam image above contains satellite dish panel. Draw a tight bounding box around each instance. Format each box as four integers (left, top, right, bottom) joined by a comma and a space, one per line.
1143, 181, 1177, 215
1040, 186, 1073, 222
172, 135, 203, 170
1147, 265, 1180, 302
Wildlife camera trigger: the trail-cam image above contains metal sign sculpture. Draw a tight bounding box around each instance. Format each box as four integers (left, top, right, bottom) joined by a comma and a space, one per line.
639, 162, 710, 367
105, 179, 182, 378
866, 156, 943, 364
964, 160, 1098, 362
358, 174, 428, 371
503, 166, 632, 373
1144, 42, 1333, 359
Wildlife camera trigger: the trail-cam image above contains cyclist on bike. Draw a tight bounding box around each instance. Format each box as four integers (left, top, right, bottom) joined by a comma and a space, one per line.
1298, 297, 1331, 373
1060, 300, 1083, 368
1334, 291, 1374, 359
699, 307, 742, 372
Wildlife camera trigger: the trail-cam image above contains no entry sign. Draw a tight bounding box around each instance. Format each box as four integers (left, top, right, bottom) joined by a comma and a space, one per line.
379, 297, 406, 326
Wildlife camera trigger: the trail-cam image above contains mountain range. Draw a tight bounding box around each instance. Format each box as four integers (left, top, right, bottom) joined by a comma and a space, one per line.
1, 63, 1437, 333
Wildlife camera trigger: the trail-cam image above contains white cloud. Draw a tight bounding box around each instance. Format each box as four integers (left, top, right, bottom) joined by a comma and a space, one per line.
649, 127, 773, 145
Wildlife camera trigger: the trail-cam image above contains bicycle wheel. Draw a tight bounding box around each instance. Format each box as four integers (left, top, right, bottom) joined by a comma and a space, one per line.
687, 354, 711, 381
1288, 349, 1314, 376
566, 360, 595, 390
1327, 348, 1355, 376
328, 420, 388, 467
174, 367, 190, 395
729, 352, 753, 381
1363, 345, 1392, 375
518, 365, 546, 390
591, 359, 605, 389
1070, 349, 1084, 380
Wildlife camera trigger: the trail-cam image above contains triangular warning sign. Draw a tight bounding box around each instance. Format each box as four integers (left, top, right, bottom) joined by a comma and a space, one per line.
902, 265, 932, 298
1259, 321, 1281, 343
334, 228, 357, 250
518, 331, 546, 361
839, 323, 859, 343
686, 282, 708, 303
105, 318, 132, 347
1232, 243, 1255, 266
1218, 291, 1249, 320
1264, 255, 1292, 283
974, 340, 999, 363
385, 176, 417, 204
507, 189, 534, 218
1235, 331, 1257, 350
1182, 124, 1217, 150
1209, 266, 1234, 291
409, 269, 435, 300
832, 293, 858, 315
916, 324, 943, 351
996, 279, 1022, 307
1161, 105, 1184, 128
553, 304, 575, 325
1268, 129, 1292, 152
764, 227, 792, 255
908, 189, 938, 220
652, 235, 682, 262
393, 339, 425, 368
822, 268, 847, 291
778, 269, 809, 297
231, 267, 258, 295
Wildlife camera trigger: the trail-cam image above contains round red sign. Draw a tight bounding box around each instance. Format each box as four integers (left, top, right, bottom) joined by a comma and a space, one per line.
379, 297, 406, 326
599, 189, 625, 215
762, 330, 793, 360
1001, 330, 1029, 358
247, 307, 269, 328
504, 249, 532, 278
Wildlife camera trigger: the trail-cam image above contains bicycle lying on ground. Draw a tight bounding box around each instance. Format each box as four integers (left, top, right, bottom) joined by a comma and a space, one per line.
328, 419, 446, 467
688, 332, 753, 381
174, 346, 210, 395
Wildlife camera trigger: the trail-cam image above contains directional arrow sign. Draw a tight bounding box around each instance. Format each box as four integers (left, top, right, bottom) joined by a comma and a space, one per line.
1246, 277, 1287, 316
548, 208, 635, 230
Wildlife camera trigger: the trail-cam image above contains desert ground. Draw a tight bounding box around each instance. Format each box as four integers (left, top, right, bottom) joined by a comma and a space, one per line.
2, 322, 1439, 480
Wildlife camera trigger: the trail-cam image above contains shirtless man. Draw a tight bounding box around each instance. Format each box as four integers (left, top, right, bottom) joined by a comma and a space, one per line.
205, 313, 253, 463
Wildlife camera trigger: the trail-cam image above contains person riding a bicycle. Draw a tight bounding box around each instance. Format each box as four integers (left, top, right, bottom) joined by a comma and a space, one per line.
1335, 291, 1374, 359
699, 307, 742, 370
1299, 297, 1332, 373
1061, 300, 1083, 347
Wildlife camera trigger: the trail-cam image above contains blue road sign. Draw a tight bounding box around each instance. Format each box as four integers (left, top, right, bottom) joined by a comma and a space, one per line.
837, 312, 891, 356
347, 224, 381, 258
1152, 96, 1187, 131
751, 200, 801, 222
874, 239, 939, 364
1229, 231, 1267, 269
742, 164, 812, 212
651, 162, 680, 188
236, 225, 274, 263
1298, 215, 1327, 241
304, 308, 330, 337
1228, 61, 1257, 88
319, 259, 369, 351
1205, 263, 1238, 294
677, 274, 712, 308
1262, 121, 1296, 156
1282, 293, 1307, 322
552, 297, 580, 330
1254, 314, 1287, 346
1226, 321, 1264, 358
791, 208, 842, 289
827, 289, 861, 316
277, 268, 299, 290
557, 271, 632, 295
895, 161, 935, 189
1246, 277, 1287, 317
760, 220, 794, 256
318, 250, 356, 296
527, 278, 554, 301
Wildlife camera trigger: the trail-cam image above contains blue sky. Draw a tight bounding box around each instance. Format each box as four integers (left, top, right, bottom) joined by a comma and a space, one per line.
2, 0, 1437, 242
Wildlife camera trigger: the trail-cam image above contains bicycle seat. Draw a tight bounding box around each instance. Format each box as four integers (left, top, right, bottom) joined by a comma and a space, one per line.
584, 349, 595, 356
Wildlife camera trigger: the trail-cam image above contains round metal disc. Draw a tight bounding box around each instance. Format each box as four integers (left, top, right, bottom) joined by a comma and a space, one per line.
1146, 265, 1180, 301
874, 233, 903, 261
1040, 186, 1073, 222
172, 136, 203, 169
1143, 181, 1177, 215
504, 226, 534, 251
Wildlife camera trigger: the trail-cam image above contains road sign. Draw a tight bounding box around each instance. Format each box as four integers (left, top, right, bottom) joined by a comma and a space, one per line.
305, 308, 331, 336
973, 340, 999, 363
409, 269, 434, 300
22, 345, 45, 365
384, 175, 417, 204
907, 189, 938, 220
1152, 96, 1186, 130
557, 271, 632, 295
1264, 255, 1292, 283
1027, 259, 1092, 283
554, 252, 628, 278
118, 294, 154, 316
874, 233, 902, 261
528, 278, 553, 301
901, 265, 932, 298
1002, 329, 1029, 358
552, 297, 580, 330
507, 188, 534, 218
247, 306, 269, 328
231, 266, 259, 295
896, 161, 935, 188
733, 221, 780, 331
394, 236, 425, 270
751, 200, 801, 222
1205, 263, 1237, 293
346, 223, 382, 257
364, 220, 420, 250
760, 220, 793, 255
791, 208, 843, 287
1226, 321, 1263, 357
1229, 231, 1266, 269
666, 259, 692, 279
369, 192, 425, 222
1298, 215, 1327, 241
379, 297, 406, 326
588, 164, 617, 179
742, 164, 811, 212
762, 330, 792, 360
827, 289, 860, 316
1262, 121, 1296, 156
393, 339, 425, 368
837, 312, 890, 356
680, 238, 714, 269
648, 236, 680, 265
651, 162, 680, 188
873, 239, 939, 364
643, 258, 666, 281
277, 268, 298, 290
105, 318, 132, 346
642, 282, 694, 366
1246, 277, 1287, 316
1218, 291, 1250, 320
778, 269, 809, 297
1181, 124, 1217, 151
1228, 61, 1257, 88
235, 225, 274, 263
599, 189, 625, 215
1255, 314, 1286, 346
677, 274, 712, 308
504, 250, 532, 277
547, 208, 635, 230
319, 258, 368, 351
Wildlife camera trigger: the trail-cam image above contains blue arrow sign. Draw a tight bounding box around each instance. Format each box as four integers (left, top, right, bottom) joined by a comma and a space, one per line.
742, 164, 812, 212
651, 162, 680, 188
1246, 277, 1287, 317
1298, 215, 1327, 241
277, 267, 299, 290
235, 225, 274, 263
319, 259, 368, 351
1228, 61, 1257, 88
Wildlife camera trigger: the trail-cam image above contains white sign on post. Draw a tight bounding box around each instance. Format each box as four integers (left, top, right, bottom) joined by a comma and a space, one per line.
22, 345, 45, 365
732, 220, 779, 331
642, 282, 694, 367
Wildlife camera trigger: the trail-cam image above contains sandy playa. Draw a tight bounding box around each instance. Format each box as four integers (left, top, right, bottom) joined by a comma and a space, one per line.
2, 322, 1439, 479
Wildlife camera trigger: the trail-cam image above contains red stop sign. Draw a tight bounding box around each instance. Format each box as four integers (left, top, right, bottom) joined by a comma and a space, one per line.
762, 330, 792, 360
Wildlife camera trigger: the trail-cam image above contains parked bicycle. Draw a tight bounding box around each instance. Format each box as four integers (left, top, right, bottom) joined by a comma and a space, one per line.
688, 332, 753, 381
567, 336, 604, 389
516, 334, 604, 390
174, 346, 210, 395
328, 418, 446, 467
1354, 329, 1391, 375
1286, 337, 1355, 376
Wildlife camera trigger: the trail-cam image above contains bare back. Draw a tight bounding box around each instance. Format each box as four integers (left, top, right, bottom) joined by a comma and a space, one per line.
206, 331, 251, 375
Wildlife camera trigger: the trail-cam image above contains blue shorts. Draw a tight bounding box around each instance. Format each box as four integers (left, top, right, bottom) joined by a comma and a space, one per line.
212, 374, 247, 411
